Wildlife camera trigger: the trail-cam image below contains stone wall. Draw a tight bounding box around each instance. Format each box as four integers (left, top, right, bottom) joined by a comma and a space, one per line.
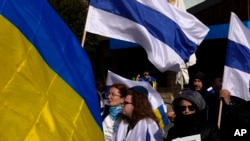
157, 71, 182, 112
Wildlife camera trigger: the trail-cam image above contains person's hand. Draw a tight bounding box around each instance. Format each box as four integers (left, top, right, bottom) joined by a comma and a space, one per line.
219, 89, 231, 105
167, 111, 176, 120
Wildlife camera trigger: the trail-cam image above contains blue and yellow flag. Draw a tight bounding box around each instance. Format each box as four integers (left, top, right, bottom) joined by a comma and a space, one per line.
0, 0, 103, 140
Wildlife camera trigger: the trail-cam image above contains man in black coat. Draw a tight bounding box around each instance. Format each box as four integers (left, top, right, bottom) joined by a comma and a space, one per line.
219, 90, 250, 141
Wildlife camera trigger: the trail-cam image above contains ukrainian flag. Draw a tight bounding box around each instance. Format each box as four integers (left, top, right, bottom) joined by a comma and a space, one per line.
0, 0, 103, 140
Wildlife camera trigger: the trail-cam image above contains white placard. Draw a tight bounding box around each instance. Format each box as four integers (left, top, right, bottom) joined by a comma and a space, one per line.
172, 134, 201, 141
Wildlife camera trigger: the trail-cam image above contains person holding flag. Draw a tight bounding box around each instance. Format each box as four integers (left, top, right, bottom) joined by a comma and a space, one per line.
216, 12, 250, 141
218, 89, 250, 141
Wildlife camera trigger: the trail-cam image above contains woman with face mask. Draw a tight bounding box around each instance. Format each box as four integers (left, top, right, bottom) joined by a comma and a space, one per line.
166, 90, 221, 141
102, 83, 128, 141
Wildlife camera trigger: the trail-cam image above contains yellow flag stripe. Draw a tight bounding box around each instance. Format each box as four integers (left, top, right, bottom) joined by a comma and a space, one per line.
0, 15, 103, 140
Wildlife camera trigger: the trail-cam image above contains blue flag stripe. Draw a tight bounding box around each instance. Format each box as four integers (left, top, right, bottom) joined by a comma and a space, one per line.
110, 38, 139, 49
1, 0, 101, 127
91, 0, 196, 62
146, 128, 150, 141
158, 105, 169, 126
226, 40, 250, 73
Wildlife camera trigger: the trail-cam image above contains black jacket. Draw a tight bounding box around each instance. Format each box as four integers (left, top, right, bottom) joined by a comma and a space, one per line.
166, 110, 220, 141
166, 90, 221, 141
220, 100, 250, 141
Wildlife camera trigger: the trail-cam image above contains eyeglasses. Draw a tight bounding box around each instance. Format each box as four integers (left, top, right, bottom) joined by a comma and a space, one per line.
106, 93, 121, 98
144, 73, 150, 76
122, 101, 133, 106
179, 105, 195, 111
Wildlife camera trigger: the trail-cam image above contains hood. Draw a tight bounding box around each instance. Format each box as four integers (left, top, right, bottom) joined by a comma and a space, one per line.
173, 90, 206, 115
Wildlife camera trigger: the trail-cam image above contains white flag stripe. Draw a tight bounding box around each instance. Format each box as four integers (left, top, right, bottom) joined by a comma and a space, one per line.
106, 71, 165, 109
138, 0, 208, 45
223, 66, 250, 101
86, 0, 209, 72
228, 12, 250, 49
222, 12, 250, 101
86, 6, 184, 72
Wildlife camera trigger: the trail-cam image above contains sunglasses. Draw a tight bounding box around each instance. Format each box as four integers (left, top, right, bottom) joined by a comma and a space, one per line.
179, 105, 195, 111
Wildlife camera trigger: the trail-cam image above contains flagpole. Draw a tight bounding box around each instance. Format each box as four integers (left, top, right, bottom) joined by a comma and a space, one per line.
81, 30, 87, 47
217, 99, 223, 129
81, 1, 91, 48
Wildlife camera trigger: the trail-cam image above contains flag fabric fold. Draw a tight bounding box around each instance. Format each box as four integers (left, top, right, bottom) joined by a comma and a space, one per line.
222, 12, 250, 101
169, 0, 197, 88
113, 118, 163, 141
106, 71, 168, 128
0, 0, 103, 140
85, 0, 209, 72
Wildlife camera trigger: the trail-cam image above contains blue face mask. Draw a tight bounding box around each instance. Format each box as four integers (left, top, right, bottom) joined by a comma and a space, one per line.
109, 106, 123, 121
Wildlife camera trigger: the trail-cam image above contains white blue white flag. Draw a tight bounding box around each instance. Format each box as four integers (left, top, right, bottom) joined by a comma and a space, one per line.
85, 0, 209, 72
222, 12, 250, 101
113, 119, 163, 141
106, 70, 168, 128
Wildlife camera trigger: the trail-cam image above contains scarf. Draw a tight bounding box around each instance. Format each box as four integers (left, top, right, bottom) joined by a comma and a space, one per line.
109, 106, 122, 120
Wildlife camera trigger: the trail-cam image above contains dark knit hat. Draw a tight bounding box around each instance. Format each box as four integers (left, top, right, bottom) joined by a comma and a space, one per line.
130, 86, 148, 97
193, 72, 206, 84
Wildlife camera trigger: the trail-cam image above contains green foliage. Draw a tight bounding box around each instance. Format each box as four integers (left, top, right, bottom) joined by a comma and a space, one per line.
48, 0, 98, 56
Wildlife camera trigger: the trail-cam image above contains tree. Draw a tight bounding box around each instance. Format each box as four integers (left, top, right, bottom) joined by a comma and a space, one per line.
48, 0, 98, 57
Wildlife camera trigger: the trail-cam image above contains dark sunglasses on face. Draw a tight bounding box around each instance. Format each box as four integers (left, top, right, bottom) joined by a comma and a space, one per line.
179, 105, 195, 111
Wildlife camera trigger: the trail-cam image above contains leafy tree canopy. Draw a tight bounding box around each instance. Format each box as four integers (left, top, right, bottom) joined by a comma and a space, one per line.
48, 0, 98, 57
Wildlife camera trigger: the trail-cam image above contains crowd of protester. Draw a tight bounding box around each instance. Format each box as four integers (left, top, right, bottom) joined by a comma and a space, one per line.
97, 71, 250, 141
